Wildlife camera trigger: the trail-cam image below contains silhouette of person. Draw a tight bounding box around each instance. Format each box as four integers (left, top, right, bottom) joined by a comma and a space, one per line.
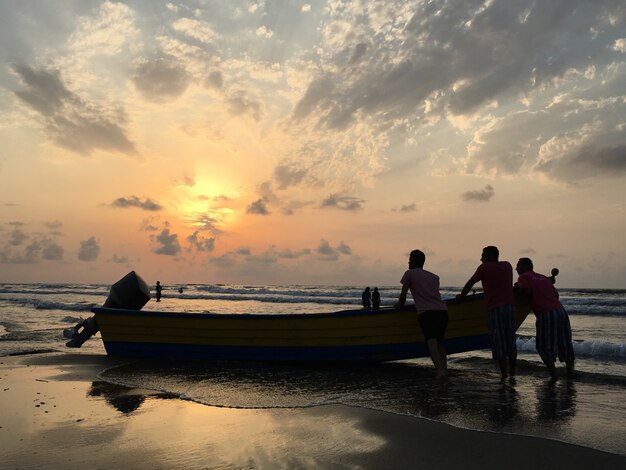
395, 249, 449, 379
362, 287, 371, 309
458, 245, 517, 379
155, 281, 162, 302
516, 258, 574, 379
372, 287, 381, 309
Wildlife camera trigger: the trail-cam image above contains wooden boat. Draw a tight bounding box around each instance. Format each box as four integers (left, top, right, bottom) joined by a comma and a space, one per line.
88, 293, 531, 362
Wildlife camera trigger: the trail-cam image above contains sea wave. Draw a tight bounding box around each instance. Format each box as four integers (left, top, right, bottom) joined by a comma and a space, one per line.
517, 336, 626, 359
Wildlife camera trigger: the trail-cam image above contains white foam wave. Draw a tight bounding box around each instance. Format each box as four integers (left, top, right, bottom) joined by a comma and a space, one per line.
516, 336, 626, 359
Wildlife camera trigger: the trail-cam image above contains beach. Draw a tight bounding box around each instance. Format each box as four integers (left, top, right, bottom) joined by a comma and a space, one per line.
1, 352, 625, 470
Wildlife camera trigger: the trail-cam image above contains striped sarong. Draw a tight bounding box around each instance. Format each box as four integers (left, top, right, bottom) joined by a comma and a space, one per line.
535, 307, 575, 363
487, 304, 517, 360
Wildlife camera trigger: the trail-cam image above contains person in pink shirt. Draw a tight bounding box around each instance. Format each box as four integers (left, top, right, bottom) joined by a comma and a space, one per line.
459, 246, 517, 379
395, 249, 448, 379
515, 257, 575, 379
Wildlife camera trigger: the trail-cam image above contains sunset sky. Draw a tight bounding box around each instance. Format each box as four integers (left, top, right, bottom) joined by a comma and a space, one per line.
1, 0, 625, 288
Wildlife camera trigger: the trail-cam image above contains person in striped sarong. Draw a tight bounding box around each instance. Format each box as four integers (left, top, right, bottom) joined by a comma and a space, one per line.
515, 258, 575, 379
459, 246, 517, 379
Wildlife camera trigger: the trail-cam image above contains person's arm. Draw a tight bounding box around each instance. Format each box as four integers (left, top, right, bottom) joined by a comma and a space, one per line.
459, 268, 481, 297
394, 283, 410, 309
516, 276, 532, 298
459, 279, 476, 297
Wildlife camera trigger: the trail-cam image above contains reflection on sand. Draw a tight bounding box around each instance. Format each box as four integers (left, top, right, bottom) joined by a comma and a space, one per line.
90, 357, 626, 455
536, 379, 577, 422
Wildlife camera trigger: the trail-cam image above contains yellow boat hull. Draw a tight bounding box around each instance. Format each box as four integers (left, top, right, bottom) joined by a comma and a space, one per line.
91, 294, 530, 361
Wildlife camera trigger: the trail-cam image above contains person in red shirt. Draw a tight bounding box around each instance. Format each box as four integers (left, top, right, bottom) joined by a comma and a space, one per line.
515, 257, 575, 379
459, 246, 517, 379
395, 249, 449, 379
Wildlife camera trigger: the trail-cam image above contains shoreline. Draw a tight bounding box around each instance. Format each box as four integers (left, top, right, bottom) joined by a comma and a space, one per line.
1, 352, 624, 469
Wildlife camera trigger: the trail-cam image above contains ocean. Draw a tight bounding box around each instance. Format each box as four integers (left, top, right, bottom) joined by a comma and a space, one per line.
1, 282, 625, 456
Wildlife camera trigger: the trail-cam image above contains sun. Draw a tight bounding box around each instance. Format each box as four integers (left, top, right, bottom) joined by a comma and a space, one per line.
174, 178, 241, 233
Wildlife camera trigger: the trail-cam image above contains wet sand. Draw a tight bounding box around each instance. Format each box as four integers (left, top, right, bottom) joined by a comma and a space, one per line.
1, 353, 624, 469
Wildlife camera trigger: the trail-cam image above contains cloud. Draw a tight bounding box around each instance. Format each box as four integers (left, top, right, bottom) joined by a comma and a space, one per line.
316, 239, 352, 261
246, 198, 270, 215
8, 228, 28, 246
172, 18, 217, 44
277, 248, 311, 259
44, 220, 63, 230
11, 64, 136, 155
255, 26, 274, 39
235, 247, 251, 256
398, 203, 417, 212
519, 247, 537, 254
42, 242, 64, 260
535, 145, 626, 181
273, 164, 307, 189
0, 241, 41, 264
78, 236, 100, 261
111, 253, 129, 264
187, 231, 215, 252
132, 58, 189, 102
152, 228, 181, 256
226, 91, 262, 120
111, 196, 163, 211
461, 184, 495, 202
206, 70, 223, 89
320, 194, 364, 211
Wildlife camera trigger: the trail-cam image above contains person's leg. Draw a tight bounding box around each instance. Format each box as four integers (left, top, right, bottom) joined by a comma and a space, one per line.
498, 358, 508, 379
426, 339, 447, 378
438, 342, 447, 373
536, 312, 559, 379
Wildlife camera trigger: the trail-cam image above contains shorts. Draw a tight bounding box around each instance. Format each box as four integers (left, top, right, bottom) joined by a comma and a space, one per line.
418, 309, 448, 342
535, 308, 575, 363
487, 304, 517, 360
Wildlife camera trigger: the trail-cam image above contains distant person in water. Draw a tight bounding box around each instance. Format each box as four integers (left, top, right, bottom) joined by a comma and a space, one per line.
459, 246, 517, 379
395, 249, 448, 379
155, 281, 162, 302
515, 258, 574, 379
362, 287, 371, 309
372, 287, 381, 310
178, 287, 184, 294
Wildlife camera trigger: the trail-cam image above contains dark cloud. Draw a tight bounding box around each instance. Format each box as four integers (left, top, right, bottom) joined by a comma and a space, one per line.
11, 64, 136, 155
0, 240, 41, 264
277, 248, 311, 259
536, 145, 626, 181
320, 194, 364, 211
191, 214, 222, 234
293, 0, 625, 130
152, 228, 181, 256
42, 242, 63, 260
78, 236, 100, 261
8, 228, 28, 246
132, 58, 189, 102
398, 203, 417, 212
111, 196, 163, 211
187, 231, 215, 252
247, 198, 270, 215
316, 239, 352, 261
349, 42, 368, 65
461, 184, 495, 202
111, 253, 129, 264
227, 91, 262, 120
273, 164, 307, 189
206, 70, 223, 89
235, 247, 251, 256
